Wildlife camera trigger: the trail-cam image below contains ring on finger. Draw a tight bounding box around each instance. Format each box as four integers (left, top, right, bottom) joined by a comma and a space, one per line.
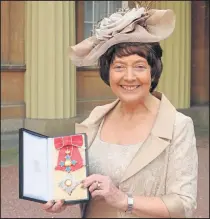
95, 181, 101, 190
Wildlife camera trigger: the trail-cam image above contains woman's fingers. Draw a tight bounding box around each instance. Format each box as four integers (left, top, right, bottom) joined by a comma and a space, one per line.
82, 174, 104, 188
50, 199, 65, 212
42, 199, 65, 213
42, 200, 56, 210
91, 189, 104, 198
88, 181, 98, 193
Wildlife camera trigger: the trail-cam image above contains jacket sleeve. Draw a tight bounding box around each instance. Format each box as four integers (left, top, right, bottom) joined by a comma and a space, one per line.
160, 116, 198, 218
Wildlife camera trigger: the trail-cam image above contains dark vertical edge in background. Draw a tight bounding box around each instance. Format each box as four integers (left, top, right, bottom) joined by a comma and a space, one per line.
18, 128, 24, 199
81, 133, 89, 218
84, 133, 90, 201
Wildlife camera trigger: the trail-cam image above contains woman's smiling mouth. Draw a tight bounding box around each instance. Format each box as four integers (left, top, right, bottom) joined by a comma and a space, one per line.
120, 85, 140, 91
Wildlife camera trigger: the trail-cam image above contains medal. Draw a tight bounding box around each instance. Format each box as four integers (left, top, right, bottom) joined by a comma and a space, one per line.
54, 135, 84, 172
59, 148, 77, 173
58, 173, 81, 195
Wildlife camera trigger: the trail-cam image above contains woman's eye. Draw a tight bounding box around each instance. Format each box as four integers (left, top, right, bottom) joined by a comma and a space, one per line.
136, 65, 145, 69
134, 66, 147, 71
114, 65, 124, 70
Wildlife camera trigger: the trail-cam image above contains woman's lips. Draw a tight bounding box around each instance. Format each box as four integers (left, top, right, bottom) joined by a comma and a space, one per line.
120, 85, 140, 91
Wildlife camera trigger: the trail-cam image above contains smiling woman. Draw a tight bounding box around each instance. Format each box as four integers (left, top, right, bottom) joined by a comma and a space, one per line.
43, 3, 198, 219
99, 42, 163, 94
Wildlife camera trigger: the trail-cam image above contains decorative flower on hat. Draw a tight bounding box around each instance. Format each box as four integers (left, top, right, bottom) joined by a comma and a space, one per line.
95, 8, 146, 41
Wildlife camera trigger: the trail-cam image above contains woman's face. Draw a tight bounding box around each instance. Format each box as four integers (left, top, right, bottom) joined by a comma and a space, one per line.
109, 54, 151, 104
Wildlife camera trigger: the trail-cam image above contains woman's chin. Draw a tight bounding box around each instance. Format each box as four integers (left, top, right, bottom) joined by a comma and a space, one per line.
118, 94, 145, 104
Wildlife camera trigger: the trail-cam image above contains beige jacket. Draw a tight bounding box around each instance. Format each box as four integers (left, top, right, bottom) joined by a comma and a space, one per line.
75, 92, 198, 218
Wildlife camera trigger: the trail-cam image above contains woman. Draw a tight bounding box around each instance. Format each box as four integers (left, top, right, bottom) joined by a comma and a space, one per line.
43, 5, 198, 218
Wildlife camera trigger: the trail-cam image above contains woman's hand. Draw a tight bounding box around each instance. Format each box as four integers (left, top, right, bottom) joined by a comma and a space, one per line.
82, 174, 128, 211
42, 199, 67, 213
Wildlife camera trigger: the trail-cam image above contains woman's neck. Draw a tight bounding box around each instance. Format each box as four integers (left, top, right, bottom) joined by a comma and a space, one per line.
116, 94, 160, 119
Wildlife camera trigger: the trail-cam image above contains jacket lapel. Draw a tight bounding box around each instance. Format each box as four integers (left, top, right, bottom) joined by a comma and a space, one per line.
75, 99, 120, 147
120, 92, 177, 183
75, 123, 99, 147
120, 135, 170, 183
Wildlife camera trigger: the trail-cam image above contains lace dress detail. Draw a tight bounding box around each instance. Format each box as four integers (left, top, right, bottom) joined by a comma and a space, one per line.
88, 119, 143, 186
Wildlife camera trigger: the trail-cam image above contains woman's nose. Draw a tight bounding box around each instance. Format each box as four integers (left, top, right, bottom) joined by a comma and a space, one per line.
124, 68, 136, 81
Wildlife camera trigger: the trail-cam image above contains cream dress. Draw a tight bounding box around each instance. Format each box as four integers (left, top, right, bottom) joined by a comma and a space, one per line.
86, 119, 142, 218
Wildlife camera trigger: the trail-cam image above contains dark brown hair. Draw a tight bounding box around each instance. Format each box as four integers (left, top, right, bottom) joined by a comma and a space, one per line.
98, 42, 163, 93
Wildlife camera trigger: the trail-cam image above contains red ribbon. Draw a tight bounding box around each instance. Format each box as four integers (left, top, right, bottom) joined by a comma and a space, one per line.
54, 135, 84, 172
54, 135, 83, 149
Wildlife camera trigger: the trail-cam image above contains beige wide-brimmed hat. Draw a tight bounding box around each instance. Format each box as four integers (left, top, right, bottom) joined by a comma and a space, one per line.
69, 5, 176, 67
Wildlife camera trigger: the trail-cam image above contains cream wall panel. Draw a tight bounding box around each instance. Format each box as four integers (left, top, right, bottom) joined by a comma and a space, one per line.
25, 1, 76, 119
154, 1, 191, 109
